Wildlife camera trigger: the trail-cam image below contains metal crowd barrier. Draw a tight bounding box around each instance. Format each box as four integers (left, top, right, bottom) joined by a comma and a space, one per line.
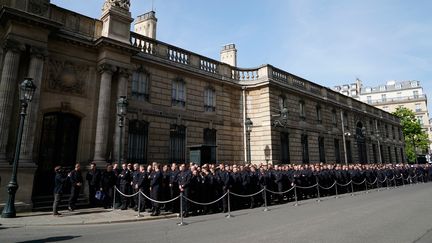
112, 173, 427, 226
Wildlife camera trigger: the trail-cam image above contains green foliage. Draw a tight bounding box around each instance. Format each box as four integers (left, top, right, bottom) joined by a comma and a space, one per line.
392, 107, 430, 163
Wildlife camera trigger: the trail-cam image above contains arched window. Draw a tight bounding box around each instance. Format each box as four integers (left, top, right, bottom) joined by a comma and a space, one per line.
204, 87, 216, 112
131, 70, 150, 101
172, 78, 186, 107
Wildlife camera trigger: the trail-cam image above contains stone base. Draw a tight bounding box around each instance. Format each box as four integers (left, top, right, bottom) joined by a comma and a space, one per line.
0, 163, 37, 212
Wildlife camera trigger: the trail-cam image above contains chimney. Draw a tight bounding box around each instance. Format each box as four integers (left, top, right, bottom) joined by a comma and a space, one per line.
134, 11, 157, 39
220, 44, 237, 67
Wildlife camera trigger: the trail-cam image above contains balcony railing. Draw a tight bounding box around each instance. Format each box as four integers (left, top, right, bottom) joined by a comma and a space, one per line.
366, 94, 427, 104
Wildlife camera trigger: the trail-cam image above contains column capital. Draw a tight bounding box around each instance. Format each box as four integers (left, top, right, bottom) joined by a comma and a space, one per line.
97, 63, 116, 75
118, 68, 132, 78
3, 39, 25, 53
29, 46, 48, 60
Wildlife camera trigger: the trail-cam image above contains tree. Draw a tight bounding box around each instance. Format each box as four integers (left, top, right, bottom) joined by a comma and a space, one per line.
392, 107, 430, 163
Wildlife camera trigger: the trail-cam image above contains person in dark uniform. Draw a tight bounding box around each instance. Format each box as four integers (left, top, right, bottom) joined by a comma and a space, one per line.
218, 164, 232, 213
99, 164, 116, 209
86, 162, 101, 207
119, 163, 132, 210
136, 164, 147, 212
169, 163, 179, 213
178, 164, 192, 217
150, 163, 163, 216
68, 163, 83, 211
131, 163, 140, 211
53, 166, 68, 216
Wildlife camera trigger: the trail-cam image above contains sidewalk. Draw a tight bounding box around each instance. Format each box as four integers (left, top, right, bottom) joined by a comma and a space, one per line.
0, 208, 177, 227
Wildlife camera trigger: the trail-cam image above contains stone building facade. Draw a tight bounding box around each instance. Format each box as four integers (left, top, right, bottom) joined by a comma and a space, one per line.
0, 0, 404, 210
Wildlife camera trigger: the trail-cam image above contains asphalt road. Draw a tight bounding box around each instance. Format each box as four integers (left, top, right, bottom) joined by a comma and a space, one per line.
2, 183, 432, 243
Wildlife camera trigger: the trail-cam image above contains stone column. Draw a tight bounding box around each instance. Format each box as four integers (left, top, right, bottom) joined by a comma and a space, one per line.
113, 68, 129, 161
19, 47, 46, 164
93, 64, 115, 164
0, 40, 24, 162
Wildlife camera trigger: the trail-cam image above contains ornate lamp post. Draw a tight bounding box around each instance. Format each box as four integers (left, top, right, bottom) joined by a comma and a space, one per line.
2, 78, 36, 218
245, 118, 253, 164
264, 145, 271, 166
117, 96, 128, 168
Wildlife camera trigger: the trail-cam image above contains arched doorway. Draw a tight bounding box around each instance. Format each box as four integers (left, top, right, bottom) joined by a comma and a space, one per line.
33, 112, 81, 197
356, 121, 368, 164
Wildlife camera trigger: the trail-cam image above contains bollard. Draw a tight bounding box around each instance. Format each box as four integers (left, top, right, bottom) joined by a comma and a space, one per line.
350, 181, 354, 196
263, 186, 269, 212
226, 190, 233, 218
293, 185, 298, 206
334, 182, 339, 199
137, 190, 142, 218
316, 184, 321, 202
112, 186, 116, 210
177, 192, 187, 226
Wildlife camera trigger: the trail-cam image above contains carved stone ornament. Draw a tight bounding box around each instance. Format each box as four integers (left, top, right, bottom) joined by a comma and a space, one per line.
46, 59, 89, 96
102, 0, 131, 11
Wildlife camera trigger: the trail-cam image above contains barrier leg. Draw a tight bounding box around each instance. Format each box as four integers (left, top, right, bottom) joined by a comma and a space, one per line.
177, 192, 187, 226
402, 177, 405, 187
263, 186, 269, 212
226, 190, 233, 218
112, 187, 116, 211
335, 182, 339, 199
293, 186, 298, 206
386, 177, 389, 190
316, 184, 321, 202
350, 181, 354, 196
137, 190, 142, 217
365, 181, 368, 194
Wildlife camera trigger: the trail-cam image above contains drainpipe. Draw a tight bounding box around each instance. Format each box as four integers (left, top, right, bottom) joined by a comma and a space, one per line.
242, 87, 247, 164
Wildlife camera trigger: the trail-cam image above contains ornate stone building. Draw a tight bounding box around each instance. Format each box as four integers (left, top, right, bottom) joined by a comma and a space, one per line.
0, 0, 404, 210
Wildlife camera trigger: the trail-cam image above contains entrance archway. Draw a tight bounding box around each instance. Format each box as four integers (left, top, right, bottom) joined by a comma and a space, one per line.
33, 112, 81, 197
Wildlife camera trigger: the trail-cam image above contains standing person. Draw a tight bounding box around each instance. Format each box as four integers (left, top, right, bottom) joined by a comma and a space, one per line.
169, 163, 179, 213
119, 163, 132, 210
178, 164, 191, 217
150, 163, 163, 216
53, 166, 67, 216
68, 163, 83, 211
100, 164, 116, 209
86, 162, 101, 207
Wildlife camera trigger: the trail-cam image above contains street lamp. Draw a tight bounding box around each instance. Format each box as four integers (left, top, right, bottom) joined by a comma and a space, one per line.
245, 118, 253, 164
413, 134, 418, 164
264, 145, 271, 166
117, 96, 128, 168
2, 78, 36, 218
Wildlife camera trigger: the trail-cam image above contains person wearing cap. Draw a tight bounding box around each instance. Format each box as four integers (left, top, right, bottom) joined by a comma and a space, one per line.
53, 166, 67, 216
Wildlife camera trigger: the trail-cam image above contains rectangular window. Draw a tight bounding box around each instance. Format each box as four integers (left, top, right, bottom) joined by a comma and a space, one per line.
385, 125, 389, 138
417, 116, 423, 125
343, 112, 349, 129
367, 96, 372, 104
170, 125, 186, 163
381, 94, 387, 102
204, 88, 216, 112
388, 146, 392, 163
394, 147, 399, 163
380, 145, 385, 163
299, 101, 306, 119
413, 90, 419, 99
172, 80, 186, 107
400, 148, 404, 163
415, 103, 421, 112
318, 136, 326, 163
332, 110, 337, 127
334, 139, 341, 164
131, 71, 150, 101
127, 120, 148, 164
301, 134, 309, 164
372, 144, 378, 163
316, 106, 322, 124
280, 132, 290, 164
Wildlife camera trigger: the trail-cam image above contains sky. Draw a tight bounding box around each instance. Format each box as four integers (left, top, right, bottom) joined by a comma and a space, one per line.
51, 0, 432, 114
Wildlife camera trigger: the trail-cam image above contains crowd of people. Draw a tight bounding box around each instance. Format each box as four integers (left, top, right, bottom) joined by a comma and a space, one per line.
52, 161, 432, 217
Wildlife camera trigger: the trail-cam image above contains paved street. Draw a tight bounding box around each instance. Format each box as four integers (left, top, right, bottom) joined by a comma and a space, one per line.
1, 183, 432, 243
